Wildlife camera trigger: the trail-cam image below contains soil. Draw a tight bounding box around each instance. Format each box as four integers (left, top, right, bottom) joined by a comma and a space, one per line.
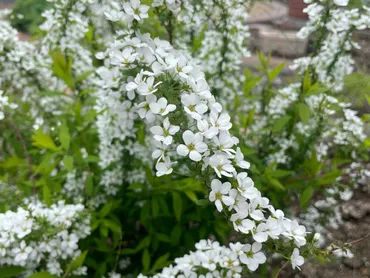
277, 177, 370, 278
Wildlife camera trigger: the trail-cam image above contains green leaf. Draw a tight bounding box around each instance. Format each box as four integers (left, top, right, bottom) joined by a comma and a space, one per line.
303, 150, 322, 176
185, 191, 198, 204
85, 155, 99, 163
62, 156, 74, 172
142, 249, 151, 272
43, 184, 51, 206
75, 70, 94, 84
266, 176, 285, 191
365, 138, 370, 148
172, 192, 182, 222
257, 51, 268, 71
135, 235, 151, 252
197, 199, 209, 206
68, 250, 88, 272
366, 95, 370, 106
268, 63, 285, 82
0, 266, 26, 278
155, 233, 171, 243
296, 102, 311, 123
300, 186, 314, 207
28, 272, 57, 278
303, 70, 311, 93
170, 224, 182, 244
151, 253, 170, 272
102, 219, 121, 234
245, 107, 256, 128
59, 122, 71, 150
85, 174, 94, 196
151, 197, 160, 218
272, 116, 291, 133
32, 129, 58, 151
100, 202, 113, 217
317, 169, 342, 186
268, 169, 292, 178
51, 49, 74, 88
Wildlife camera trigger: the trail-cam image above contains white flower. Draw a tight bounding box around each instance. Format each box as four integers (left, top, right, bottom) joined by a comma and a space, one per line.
225, 189, 246, 211
209, 111, 232, 134
150, 118, 180, 145
110, 48, 138, 68
156, 157, 173, 177
313, 233, 321, 242
230, 210, 255, 234
291, 248, 304, 270
239, 242, 266, 271
149, 97, 176, 116
152, 141, 168, 161
283, 220, 307, 247
13, 241, 33, 265
235, 147, 251, 169
127, 75, 161, 96
122, 0, 149, 21
197, 119, 219, 139
176, 130, 208, 161
104, 10, 125, 22
236, 172, 259, 200
253, 223, 269, 243
208, 179, 233, 212
333, 0, 349, 6
137, 94, 157, 122
181, 93, 208, 120
213, 132, 236, 155
209, 155, 235, 178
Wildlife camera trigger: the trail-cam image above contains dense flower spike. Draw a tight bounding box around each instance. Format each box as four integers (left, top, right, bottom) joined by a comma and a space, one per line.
96, 3, 308, 271
0, 200, 90, 276
1, 0, 369, 276
138, 240, 266, 277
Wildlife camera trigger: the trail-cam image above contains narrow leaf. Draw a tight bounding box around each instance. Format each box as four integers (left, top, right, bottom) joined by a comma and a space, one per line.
172, 192, 182, 222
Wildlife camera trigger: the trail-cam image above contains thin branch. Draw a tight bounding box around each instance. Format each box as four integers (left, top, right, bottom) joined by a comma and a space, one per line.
8, 120, 36, 195
347, 232, 370, 246
274, 261, 288, 278
114, 237, 123, 272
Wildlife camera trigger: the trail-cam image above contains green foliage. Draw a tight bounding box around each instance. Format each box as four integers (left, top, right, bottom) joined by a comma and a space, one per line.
341, 72, 370, 109
231, 52, 369, 211
0, 266, 27, 278
10, 0, 51, 35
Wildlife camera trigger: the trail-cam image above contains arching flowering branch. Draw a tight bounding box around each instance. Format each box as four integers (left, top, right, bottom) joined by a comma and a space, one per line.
96, 13, 308, 273
294, 0, 370, 91
138, 240, 269, 277
0, 200, 90, 276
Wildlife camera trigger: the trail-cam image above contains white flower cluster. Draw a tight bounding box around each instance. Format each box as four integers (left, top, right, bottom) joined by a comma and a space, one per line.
333, 108, 366, 147
0, 90, 17, 120
0, 200, 90, 276
178, 0, 251, 101
63, 170, 88, 202
139, 239, 304, 277
40, 0, 95, 78
245, 0, 369, 168
95, 5, 308, 268
294, 1, 370, 91
300, 162, 370, 254
0, 17, 67, 126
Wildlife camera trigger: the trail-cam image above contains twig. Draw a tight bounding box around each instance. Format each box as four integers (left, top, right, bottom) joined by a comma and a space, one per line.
347, 232, 370, 246
62, 265, 71, 278
167, 11, 173, 45
8, 120, 36, 195
113, 237, 123, 272
274, 261, 288, 278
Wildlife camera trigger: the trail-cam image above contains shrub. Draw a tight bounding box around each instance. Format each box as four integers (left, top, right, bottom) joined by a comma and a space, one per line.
10, 0, 51, 35
0, 0, 369, 277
